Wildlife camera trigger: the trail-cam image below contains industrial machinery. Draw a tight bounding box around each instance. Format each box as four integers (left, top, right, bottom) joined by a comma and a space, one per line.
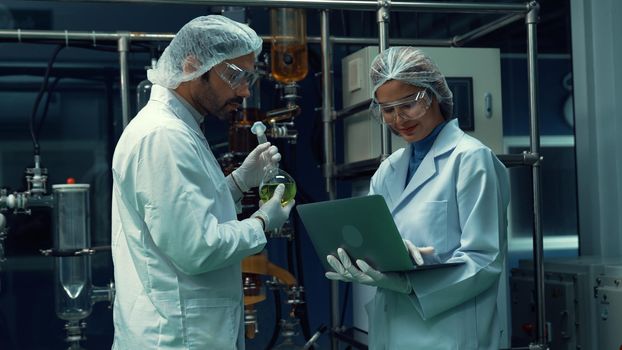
263, 7, 308, 141
1, 158, 114, 350
208, 9, 314, 349
511, 256, 622, 349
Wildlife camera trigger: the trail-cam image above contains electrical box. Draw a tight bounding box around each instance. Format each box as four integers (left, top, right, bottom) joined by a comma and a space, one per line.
510, 269, 579, 349
342, 46, 378, 108
595, 267, 622, 350
510, 256, 622, 349
340, 46, 504, 165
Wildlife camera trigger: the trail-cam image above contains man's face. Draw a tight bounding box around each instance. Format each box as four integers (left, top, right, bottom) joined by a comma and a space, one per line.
189, 52, 255, 121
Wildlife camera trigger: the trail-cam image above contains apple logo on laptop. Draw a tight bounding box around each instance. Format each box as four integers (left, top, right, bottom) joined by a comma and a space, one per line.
342, 225, 363, 248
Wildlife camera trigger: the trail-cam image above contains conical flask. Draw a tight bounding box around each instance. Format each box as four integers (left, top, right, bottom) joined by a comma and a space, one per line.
272, 317, 305, 350
259, 166, 296, 206
251, 122, 296, 206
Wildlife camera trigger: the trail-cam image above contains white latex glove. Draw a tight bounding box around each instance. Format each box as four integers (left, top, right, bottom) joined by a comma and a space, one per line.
325, 251, 356, 282
251, 184, 294, 231
354, 259, 412, 294
325, 248, 376, 284
326, 248, 409, 293
325, 240, 434, 293
403, 239, 435, 265
231, 142, 281, 192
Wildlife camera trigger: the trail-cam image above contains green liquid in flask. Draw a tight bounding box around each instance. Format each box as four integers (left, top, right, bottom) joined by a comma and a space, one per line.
259, 182, 297, 206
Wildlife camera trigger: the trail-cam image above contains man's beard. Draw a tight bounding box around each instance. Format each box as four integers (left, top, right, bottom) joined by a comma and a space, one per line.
211, 97, 244, 121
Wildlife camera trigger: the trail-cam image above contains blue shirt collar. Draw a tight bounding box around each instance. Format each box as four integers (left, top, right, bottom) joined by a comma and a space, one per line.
411, 120, 448, 160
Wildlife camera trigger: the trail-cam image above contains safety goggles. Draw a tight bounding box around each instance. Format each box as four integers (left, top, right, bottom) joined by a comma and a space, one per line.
370, 89, 432, 124
217, 62, 259, 90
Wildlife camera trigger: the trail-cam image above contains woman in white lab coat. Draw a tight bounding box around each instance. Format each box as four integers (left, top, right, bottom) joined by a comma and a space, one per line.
326, 47, 510, 349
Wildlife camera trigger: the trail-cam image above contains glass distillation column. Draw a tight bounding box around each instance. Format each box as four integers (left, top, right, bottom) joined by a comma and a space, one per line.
271, 8, 308, 84
268, 8, 308, 140
53, 184, 91, 349
230, 77, 261, 156
244, 122, 300, 342
51, 184, 114, 350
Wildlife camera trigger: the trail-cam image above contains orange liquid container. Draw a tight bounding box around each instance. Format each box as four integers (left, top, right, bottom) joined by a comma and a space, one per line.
270, 8, 308, 84
228, 108, 261, 154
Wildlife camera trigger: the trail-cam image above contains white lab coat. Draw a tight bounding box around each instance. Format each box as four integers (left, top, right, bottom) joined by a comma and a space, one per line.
111, 85, 266, 350
366, 119, 510, 349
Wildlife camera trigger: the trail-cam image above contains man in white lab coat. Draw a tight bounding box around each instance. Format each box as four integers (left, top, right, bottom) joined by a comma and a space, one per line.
326, 47, 510, 349
111, 15, 294, 349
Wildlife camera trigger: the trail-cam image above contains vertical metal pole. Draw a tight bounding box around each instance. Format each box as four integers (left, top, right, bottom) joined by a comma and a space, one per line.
320, 13, 335, 202
526, 2, 547, 349
377, 1, 391, 159
118, 35, 130, 129
320, 9, 338, 350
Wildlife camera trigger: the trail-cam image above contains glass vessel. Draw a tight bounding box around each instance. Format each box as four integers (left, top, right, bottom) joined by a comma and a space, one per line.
136, 58, 157, 112
52, 184, 92, 321
259, 167, 296, 206
273, 318, 305, 350
229, 80, 262, 154
252, 122, 296, 206
136, 78, 152, 112
270, 8, 308, 84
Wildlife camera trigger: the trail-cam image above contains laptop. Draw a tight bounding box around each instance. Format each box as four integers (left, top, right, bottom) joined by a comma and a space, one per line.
296, 195, 464, 273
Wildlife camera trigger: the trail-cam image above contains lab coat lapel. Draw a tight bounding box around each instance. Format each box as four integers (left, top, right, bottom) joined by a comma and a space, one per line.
396, 147, 437, 208
385, 147, 411, 208
393, 119, 463, 210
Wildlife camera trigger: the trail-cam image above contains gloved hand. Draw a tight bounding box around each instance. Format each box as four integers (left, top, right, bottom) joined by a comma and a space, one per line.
232, 142, 281, 192
403, 239, 435, 265
354, 258, 411, 294
251, 184, 295, 231
325, 241, 434, 294
325, 250, 357, 283
331, 248, 411, 293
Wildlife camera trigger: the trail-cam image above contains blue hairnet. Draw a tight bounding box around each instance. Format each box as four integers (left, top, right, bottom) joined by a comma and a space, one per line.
148, 15, 263, 89
370, 47, 454, 120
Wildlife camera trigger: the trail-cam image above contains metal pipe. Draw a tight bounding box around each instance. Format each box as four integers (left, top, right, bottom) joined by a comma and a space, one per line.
525, 2, 547, 349
320, 14, 335, 198
335, 98, 372, 119
0, 29, 467, 48
91, 282, 115, 304
118, 35, 130, 128
451, 13, 524, 47
320, 10, 339, 350
25, 194, 55, 208
40, 0, 529, 13
0, 213, 7, 264
329, 36, 451, 46
497, 152, 540, 168
378, 2, 391, 160
0, 29, 174, 42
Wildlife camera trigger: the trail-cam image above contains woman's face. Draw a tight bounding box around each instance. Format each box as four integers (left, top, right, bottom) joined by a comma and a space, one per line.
374, 80, 445, 143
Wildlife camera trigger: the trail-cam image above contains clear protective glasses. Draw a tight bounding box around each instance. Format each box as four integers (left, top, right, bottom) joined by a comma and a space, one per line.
217, 62, 259, 90
370, 89, 432, 124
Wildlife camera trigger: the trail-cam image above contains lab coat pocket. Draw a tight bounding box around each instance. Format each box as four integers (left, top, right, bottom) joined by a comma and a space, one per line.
419, 200, 448, 252
184, 298, 238, 350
